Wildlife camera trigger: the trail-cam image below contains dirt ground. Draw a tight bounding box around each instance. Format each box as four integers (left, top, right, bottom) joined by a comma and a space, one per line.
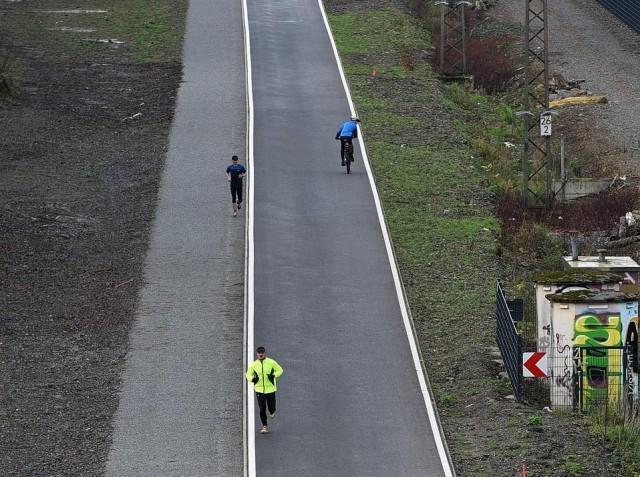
0, 4, 184, 475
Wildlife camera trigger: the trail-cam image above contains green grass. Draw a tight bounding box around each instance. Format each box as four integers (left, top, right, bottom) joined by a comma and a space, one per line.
562, 455, 585, 476
330, 9, 430, 57
2, 0, 186, 63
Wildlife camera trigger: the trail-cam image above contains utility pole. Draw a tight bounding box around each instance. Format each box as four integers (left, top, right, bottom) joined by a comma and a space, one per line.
521, 0, 554, 207
437, 1, 472, 77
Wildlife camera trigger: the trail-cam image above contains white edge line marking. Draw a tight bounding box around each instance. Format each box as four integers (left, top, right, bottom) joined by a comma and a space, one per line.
241, 0, 256, 474
317, 1, 454, 476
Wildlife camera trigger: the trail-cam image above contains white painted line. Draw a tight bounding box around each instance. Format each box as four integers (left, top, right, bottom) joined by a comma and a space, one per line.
36, 9, 108, 13
317, 1, 455, 476
241, 0, 256, 475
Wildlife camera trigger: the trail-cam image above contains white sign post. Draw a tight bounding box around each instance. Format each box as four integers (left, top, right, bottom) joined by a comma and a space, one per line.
540, 113, 552, 137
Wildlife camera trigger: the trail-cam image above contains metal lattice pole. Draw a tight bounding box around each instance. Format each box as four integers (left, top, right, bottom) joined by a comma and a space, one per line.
437, 1, 471, 77
521, 0, 552, 207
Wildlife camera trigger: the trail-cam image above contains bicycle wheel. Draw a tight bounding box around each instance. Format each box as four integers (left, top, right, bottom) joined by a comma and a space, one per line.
345, 146, 353, 174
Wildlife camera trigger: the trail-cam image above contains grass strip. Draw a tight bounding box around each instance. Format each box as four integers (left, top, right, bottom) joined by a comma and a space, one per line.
1, 0, 186, 63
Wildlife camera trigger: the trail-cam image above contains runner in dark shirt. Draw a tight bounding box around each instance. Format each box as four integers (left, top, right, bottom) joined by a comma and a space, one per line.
226, 155, 246, 217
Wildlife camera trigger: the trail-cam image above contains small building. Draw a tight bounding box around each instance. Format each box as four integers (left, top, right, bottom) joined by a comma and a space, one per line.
545, 289, 639, 409
533, 270, 622, 352
563, 254, 640, 290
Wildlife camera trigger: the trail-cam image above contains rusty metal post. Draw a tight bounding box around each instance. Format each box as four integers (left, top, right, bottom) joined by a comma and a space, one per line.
437, 1, 470, 77
522, 0, 552, 207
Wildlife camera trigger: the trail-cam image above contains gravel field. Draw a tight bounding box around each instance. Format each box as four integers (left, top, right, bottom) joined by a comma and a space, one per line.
494, 0, 640, 174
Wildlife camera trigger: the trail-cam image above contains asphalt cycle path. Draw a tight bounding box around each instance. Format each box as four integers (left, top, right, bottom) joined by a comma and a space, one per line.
247, 0, 452, 475
105, 0, 246, 475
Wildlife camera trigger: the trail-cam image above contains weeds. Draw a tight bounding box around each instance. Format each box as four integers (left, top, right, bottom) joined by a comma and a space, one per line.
440, 394, 457, 406
562, 455, 585, 476
398, 44, 416, 71
590, 400, 640, 474
527, 414, 542, 426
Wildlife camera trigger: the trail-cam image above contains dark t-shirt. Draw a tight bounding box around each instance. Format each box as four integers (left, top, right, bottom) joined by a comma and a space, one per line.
227, 163, 246, 182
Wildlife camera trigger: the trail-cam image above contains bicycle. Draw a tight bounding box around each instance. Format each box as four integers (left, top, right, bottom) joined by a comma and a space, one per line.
343, 141, 354, 174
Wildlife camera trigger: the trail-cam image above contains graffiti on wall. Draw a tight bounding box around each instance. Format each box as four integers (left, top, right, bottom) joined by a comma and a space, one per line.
574, 313, 622, 407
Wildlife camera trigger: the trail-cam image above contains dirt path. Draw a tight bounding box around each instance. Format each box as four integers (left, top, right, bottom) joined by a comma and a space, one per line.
493, 0, 640, 176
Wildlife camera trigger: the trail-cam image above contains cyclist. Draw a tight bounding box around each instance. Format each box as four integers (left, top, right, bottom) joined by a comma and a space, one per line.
335, 116, 360, 166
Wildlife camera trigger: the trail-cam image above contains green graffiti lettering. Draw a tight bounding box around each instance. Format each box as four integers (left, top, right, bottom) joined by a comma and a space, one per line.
574, 314, 621, 347
574, 313, 623, 407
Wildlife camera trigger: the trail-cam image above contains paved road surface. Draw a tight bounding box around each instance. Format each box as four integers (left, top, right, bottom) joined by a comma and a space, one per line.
248, 0, 449, 475
105, 0, 245, 475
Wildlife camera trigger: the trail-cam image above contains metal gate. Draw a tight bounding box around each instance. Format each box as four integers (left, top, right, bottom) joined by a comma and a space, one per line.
575, 345, 637, 411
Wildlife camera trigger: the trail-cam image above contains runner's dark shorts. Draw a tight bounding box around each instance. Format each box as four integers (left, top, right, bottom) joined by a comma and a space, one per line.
230, 180, 243, 204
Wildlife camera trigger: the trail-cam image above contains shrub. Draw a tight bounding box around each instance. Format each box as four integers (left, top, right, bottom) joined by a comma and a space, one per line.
495, 187, 640, 234
399, 43, 416, 71
548, 187, 640, 232
431, 15, 518, 93
466, 36, 517, 93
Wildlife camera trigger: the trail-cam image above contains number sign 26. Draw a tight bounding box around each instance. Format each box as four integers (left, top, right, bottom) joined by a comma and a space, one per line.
540, 114, 552, 137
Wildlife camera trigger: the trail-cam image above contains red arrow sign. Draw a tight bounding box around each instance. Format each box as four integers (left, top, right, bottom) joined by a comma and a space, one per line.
523, 351, 547, 378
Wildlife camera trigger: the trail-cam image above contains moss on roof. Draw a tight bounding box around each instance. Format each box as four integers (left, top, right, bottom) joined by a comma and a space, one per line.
533, 269, 622, 285
545, 289, 640, 303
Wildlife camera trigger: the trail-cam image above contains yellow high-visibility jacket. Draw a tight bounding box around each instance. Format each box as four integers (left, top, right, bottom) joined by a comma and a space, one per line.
246, 357, 283, 394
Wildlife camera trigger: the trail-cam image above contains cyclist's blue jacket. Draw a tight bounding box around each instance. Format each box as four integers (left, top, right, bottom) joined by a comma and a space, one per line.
335, 120, 358, 140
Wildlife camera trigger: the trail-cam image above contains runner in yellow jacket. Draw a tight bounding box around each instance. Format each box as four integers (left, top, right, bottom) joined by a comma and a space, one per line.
246, 346, 283, 433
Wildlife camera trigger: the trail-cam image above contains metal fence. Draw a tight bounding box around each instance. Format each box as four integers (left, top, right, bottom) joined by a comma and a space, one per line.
495, 282, 639, 411
496, 281, 523, 401
575, 346, 634, 412
598, 0, 640, 32
526, 344, 637, 412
